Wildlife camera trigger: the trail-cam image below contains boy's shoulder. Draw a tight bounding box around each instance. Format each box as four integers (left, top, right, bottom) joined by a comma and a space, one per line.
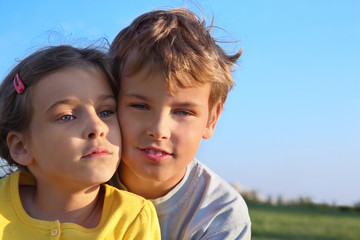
155, 158, 248, 209
192, 159, 248, 207
153, 159, 251, 239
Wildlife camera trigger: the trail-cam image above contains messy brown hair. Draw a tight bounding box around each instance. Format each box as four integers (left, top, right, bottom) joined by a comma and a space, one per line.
109, 8, 242, 112
0, 45, 117, 169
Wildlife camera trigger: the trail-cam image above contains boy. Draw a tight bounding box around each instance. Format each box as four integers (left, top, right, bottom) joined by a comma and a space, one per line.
109, 8, 251, 239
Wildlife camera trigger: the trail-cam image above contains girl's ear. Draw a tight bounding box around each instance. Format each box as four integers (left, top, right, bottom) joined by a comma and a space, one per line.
6, 131, 33, 166
202, 102, 223, 139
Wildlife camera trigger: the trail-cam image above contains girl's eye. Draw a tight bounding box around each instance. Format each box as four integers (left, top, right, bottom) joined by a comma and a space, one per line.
60, 115, 75, 121
98, 110, 114, 118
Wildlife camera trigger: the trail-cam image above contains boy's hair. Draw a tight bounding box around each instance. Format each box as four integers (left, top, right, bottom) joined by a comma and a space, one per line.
109, 8, 242, 112
0, 45, 117, 168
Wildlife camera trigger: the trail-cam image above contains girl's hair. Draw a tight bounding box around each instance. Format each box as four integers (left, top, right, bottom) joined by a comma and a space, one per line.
109, 8, 242, 112
0, 45, 117, 169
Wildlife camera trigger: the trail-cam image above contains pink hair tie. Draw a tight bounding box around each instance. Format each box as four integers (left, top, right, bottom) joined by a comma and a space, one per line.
14, 72, 25, 94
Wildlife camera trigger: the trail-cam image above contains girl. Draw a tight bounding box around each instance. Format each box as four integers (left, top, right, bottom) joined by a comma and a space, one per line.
0, 45, 160, 239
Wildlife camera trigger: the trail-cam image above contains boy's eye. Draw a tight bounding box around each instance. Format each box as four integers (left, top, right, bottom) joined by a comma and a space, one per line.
98, 110, 114, 118
130, 103, 149, 110
174, 110, 193, 117
60, 115, 75, 121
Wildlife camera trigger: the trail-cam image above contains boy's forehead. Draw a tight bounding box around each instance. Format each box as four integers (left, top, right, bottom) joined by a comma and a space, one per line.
121, 62, 205, 91
121, 67, 211, 99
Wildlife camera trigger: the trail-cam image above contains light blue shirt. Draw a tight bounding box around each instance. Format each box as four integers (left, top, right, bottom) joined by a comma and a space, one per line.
150, 158, 251, 239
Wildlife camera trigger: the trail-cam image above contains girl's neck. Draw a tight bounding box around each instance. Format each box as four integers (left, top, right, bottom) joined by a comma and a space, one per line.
19, 184, 105, 228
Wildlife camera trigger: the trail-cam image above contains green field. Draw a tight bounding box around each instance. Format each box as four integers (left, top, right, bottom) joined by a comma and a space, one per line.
248, 202, 360, 240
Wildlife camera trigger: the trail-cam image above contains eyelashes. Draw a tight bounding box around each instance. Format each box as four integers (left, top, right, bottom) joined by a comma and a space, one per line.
128, 103, 195, 117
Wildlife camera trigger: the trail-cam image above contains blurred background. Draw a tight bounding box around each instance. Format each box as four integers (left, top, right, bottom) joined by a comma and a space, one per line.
1, 0, 359, 207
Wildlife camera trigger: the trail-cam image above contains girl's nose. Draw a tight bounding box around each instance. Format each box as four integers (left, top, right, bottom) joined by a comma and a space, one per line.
84, 112, 107, 139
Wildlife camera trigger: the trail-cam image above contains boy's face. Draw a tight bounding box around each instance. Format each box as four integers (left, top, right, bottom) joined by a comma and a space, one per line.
24, 67, 121, 190
118, 66, 220, 192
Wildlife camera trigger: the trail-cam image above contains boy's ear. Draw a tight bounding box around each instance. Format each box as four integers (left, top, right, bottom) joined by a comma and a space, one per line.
6, 131, 33, 166
202, 102, 223, 139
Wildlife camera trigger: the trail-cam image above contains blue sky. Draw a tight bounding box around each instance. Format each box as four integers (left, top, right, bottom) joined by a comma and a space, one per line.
1, 0, 359, 206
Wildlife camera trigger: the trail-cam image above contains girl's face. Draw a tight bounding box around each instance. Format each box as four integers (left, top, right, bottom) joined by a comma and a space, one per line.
25, 67, 121, 191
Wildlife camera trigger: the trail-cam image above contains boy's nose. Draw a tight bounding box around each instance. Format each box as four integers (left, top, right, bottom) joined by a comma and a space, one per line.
146, 113, 170, 140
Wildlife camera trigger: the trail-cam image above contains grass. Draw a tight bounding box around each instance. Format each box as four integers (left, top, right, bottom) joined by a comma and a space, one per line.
248, 202, 360, 240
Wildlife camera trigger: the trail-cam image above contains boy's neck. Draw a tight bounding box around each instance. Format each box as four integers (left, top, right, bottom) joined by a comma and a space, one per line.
19, 183, 104, 228
119, 165, 186, 199
125, 180, 176, 199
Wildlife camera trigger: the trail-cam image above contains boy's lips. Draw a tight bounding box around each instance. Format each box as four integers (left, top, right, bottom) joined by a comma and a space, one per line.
82, 146, 111, 158
140, 147, 172, 162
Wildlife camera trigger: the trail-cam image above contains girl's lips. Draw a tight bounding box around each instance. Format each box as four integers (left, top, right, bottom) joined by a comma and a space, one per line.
82, 146, 111, 158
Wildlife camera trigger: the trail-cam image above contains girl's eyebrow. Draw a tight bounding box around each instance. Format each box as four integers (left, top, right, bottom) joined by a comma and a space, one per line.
45, 94, 116, 114
45, 98, 79, 114
98, 94, 117, 102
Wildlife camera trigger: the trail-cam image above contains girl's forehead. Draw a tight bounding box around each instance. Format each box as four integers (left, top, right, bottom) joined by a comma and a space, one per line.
31, 67, 112, 106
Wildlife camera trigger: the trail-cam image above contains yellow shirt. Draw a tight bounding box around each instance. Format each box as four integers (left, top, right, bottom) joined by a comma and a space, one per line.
0, 171, 160, 239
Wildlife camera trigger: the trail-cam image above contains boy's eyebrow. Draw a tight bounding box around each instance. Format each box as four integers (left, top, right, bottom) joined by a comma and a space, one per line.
174, 102, 203, 108
122, 93, 149, 101
123, 93, 204, 108
45, 94, 115, 114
